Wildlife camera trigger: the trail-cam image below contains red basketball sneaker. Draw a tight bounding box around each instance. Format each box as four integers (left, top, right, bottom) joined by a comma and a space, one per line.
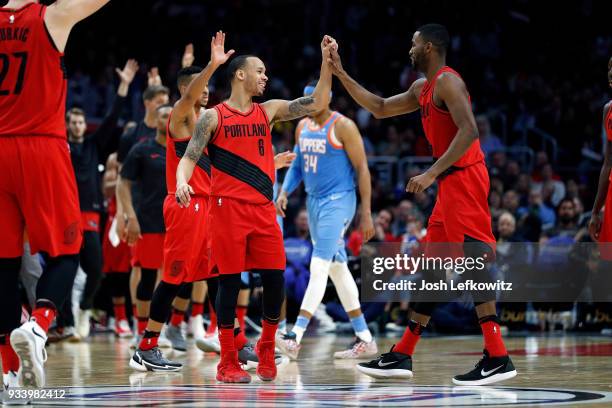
216, 351, 251, 383
255, 340, 277, 381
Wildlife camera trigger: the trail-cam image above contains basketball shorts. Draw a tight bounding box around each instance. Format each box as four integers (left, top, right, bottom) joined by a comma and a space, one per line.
0, 136, 82, 258
209, 196, 285, 275
131, 233, 165, 269
306, 190, 356, 263
101, 214, 131, 273
425, 161, 495, 257
81, 211, 101, 233
162, 195, 214, 285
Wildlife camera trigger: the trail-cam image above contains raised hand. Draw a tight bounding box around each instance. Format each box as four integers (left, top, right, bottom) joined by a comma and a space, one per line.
147, 67, 162, 86
210, 31, 235, 68
274, 150, 296, 170
115, 59, 139, 85
326, 39, 345, 76
182, 43, 195, 68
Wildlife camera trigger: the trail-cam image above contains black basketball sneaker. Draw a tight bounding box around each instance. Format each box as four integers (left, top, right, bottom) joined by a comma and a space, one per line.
452, 349, 517, 385
130, 347, 182, 372
356, 346, 413, 379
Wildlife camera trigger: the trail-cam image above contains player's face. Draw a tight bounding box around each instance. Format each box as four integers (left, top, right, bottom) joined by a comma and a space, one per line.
244, 57, 268, 96
156, 107, 172, 133
409, 32, 427, 72
68, 114, 86, 138
145, 93, 170, 114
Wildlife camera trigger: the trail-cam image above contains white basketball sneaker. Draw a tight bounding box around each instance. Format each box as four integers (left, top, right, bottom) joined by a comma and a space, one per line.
10, 321, 48, 388
189, 315, 206, 341
333, 337, 378, 359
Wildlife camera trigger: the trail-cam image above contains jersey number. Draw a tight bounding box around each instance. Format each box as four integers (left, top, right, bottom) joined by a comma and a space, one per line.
0, 52, 28, 96
303, 154, 318, 173
258, 139, 264, 156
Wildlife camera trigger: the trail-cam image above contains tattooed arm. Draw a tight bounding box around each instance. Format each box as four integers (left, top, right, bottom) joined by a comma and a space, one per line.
175, 108, 218, 207
262, 36, 334, 123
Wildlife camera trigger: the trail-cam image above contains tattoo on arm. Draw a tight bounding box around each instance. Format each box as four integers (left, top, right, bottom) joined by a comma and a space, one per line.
185, 111, 215, 162
278, 96, 315, 121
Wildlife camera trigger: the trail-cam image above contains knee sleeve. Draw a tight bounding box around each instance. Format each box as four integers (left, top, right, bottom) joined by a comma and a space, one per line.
410, 301, 438, 317
300, 257, 331, 315
0, 257, 23, 333
206, 276, 219, 313
149, 281, 181, 324
107, 273, 129, 298
255, 269, 285, 323
36, 254, 79, 309
215, 274, 241, 329
136, 268, 157, 301
176, 282, 193, 300
328, 262, 360, 312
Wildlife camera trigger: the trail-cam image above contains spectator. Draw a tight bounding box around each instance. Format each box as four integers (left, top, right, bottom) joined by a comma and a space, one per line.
518, 189, 556, 232
476, 114, 504, 156
391, 200, 414, 236
347, 208, 399, 256
546, 198, 579, 239
532, 164, 566, 207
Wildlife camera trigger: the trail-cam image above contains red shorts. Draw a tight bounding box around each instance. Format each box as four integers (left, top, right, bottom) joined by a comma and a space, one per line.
209, 197, 285, 275
131, 233, 165, 269
0, 136, 82, 257
162, 195, 215, 285
425, 161, 495, 256
102, 214, 131, 273
598, 187, 612, 261
81, 211, 101, 233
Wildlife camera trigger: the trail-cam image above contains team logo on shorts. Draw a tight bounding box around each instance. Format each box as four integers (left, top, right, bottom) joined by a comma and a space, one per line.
170, 261, 184, 277
63, 222, 79, 245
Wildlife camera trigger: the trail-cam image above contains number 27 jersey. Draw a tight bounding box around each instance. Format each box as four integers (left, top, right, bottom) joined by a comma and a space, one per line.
0, 3, 67, 138
209, 102, 275, 204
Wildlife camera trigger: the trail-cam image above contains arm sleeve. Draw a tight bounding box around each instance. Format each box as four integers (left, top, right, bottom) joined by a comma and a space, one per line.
94, 94, 126, 154
119, 144, 141, 181
280, 144, 303, 195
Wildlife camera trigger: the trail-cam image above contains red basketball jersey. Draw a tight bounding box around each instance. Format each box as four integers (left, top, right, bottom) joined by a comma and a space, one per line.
418, 66, 484, 167
605, 101, 612, 142
165, 111, 211, 196
0, 3, 67, 138
209, 102, 275, 204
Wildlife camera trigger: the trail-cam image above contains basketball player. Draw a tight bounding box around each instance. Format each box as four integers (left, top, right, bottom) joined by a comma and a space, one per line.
117, 105, 172, 352
66, 59, 138, 340
130, 32, 234, 372
589, 56, 612, 262
326, 24, 517, 385
0, 0, 111, 389
101, 152, 134, 338
275, 82, 377, 360
175, 37, 334, 383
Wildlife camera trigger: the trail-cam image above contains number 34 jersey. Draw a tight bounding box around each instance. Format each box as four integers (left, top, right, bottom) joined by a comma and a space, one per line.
0, 3, 67, 138
209, 102, 276, 204
296, 111, 355, 198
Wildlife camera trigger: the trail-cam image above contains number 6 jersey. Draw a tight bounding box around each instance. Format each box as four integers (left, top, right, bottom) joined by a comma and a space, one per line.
0, 3, 67, 138
209, 102, 275, 204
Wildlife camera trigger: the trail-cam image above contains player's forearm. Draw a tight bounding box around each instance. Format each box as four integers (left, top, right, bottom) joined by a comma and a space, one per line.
116, 178, 136, 219
356, 165, 372, 215
336, 70, 384, 118
311, 60, 332, 111
176, 157, 196, 187
117, 80, 130, 97
183, 62, 218, 104
280, 151, 303, 195
592, 164, 611, 214
427, 128, 478, 178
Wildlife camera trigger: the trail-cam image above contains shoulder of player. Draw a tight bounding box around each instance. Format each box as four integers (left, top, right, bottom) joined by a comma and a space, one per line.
604, 101, 612, 116
333, 115, 359, 142
294, 118, 309, 142
436, 71, 465, 91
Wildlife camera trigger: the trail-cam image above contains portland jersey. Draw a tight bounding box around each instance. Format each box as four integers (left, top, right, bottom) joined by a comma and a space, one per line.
418, 66, 484, 168
296, 112, 355, 197
606, 101, 612, 142
165, 111, 211, 196
0, 3, 67, 138
209, 102, 275, 204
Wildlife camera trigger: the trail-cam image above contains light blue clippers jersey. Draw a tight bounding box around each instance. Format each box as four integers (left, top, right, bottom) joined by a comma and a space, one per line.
297, 111, 355, 197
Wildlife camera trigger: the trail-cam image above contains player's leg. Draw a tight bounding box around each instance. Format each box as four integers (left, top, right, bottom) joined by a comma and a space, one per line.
196, 277, 222, 353
129, 266, 140, 327
10, 137, 82, 388
280, 196, 331, 356
107, 272, 132, 337
189, 280, 206, 340
76, 230, 103, 339
164, 282, 192, 354
0, 257, 24, 392
236, 274, 250, 334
